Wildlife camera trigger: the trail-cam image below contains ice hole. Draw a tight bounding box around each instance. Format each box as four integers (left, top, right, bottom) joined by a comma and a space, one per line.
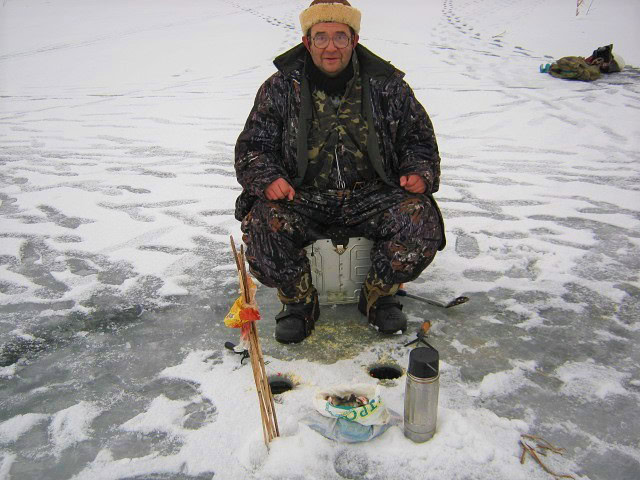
268, 375, 294, 395
369, 363, 403, 380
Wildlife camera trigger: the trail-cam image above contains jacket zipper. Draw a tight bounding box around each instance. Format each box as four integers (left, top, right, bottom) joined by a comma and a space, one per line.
334, 145, 346, 189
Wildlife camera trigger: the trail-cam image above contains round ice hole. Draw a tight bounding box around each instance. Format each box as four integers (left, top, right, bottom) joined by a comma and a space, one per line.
268, 376, 294, 395
369, 364, 403, 380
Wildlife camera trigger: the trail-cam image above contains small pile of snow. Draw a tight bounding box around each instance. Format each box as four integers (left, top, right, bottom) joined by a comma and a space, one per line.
120, 395, 191, 440
0, 365, 17, 379
555, 360, 629, 400
49, 402, 102, 457
450, 339, 477, 353
471, 360, 538, 398
0, 453, 17, 479
0, 413, 49, 445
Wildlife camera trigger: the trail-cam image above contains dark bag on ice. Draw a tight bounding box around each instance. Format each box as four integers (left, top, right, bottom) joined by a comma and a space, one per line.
585, 44, 624, 73
549, 56, 601, 81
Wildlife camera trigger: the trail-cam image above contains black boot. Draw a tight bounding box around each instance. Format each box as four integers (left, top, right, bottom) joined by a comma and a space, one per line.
275, 290, 319, 344
358, 288, 407, 334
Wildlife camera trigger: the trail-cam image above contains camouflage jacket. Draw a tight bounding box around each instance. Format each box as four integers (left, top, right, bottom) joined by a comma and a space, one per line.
234, 43, 441, 220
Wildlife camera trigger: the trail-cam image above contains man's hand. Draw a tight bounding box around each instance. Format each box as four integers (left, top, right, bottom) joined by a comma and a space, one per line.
264, 178, 295, 201
400, 174, 427, 194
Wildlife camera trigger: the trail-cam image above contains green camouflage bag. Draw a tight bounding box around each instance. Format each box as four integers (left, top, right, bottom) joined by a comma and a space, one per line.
549, 56, 601, 81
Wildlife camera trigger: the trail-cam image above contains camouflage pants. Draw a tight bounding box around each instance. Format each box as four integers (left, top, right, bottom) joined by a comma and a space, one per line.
241, 183, 444, 303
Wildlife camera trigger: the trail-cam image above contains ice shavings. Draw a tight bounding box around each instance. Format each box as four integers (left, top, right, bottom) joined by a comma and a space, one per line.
0, 413, 49, 445
555, 360, 630, 400
49, 401, 102, 457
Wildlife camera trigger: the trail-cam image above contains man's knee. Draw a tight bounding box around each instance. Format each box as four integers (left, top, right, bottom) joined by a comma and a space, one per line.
241, 199, 310, 288
242, 199, 294, 236
387, 195, 442, 241
369, 195, 443, 284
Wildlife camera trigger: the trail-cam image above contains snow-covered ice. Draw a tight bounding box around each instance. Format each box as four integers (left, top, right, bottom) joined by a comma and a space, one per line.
0, 413, 49, 445
49, 402, 102, 458
1, 0, 639, 479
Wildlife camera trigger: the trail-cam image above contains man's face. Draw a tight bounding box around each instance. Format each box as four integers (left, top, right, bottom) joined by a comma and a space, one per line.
302, 22, 358, 77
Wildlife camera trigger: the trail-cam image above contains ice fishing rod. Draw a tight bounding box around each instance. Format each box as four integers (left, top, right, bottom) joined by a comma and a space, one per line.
404, 321, 435, 348
224, 341, 250, 364
396, 289, 469, 309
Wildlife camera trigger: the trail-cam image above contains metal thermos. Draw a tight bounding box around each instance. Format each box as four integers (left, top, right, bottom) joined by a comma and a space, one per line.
404, 346, 439, 442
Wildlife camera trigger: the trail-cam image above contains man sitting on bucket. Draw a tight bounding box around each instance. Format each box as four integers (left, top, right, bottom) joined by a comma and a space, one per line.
235, 0, 445, 343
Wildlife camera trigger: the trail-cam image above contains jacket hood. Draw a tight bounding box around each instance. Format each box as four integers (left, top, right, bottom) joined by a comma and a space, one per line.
273, 43, 402, 81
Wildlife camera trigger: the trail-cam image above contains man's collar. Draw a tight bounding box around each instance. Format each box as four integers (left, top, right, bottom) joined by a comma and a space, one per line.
305, 50, 357, 95
273, 43, 401, 81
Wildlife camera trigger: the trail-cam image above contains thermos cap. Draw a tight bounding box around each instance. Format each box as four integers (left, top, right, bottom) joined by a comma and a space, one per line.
408, 346, 439, 379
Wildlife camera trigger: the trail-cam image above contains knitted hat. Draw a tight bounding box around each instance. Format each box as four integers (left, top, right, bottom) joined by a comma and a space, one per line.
300, 0, 361, 35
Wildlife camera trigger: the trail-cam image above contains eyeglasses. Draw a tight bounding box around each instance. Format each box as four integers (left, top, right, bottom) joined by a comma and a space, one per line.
309, 32, 352, 49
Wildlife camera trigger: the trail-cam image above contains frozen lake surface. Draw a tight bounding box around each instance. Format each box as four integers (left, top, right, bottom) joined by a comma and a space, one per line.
1, 0, 639, 479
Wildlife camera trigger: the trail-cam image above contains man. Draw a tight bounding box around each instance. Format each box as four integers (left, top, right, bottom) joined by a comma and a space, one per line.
235, 0, 445, 344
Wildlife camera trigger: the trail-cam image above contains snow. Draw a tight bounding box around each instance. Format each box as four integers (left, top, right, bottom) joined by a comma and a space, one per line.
0, 455, 16, 480
120, 395, 192, 440
1, 0, 639, 479
0, 414, 49, 445
49, 402, 103, 458
471, 360, 538, 398
71, 351, 549, 480
0, 365, 17, 379
555, 360, 629, 400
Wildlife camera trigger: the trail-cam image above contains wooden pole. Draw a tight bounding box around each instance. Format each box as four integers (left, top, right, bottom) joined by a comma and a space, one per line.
248, 326, 276, 441
241, 245, 279, 440
239, 244, 280, 438
229, 236, 279, 444
250, 322, 280, 437
248, 331, 271, 444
